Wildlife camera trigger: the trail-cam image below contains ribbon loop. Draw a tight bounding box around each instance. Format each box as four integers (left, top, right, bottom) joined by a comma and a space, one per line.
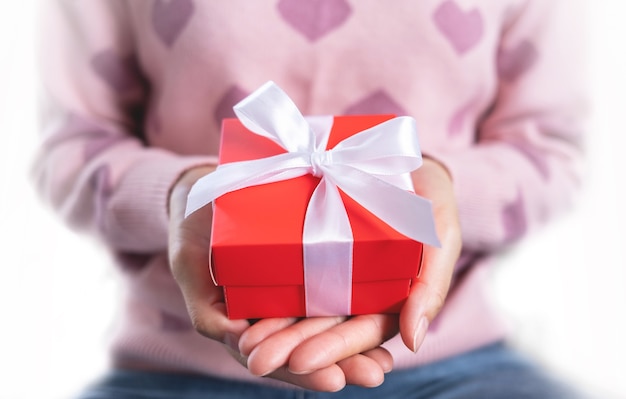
233, 81, 315, 153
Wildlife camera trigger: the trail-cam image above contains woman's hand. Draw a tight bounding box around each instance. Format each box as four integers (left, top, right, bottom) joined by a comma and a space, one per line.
168, 166, 250, 351
167, 166, 394, 391
399, 156, 461, 351
238, 157, 461, 381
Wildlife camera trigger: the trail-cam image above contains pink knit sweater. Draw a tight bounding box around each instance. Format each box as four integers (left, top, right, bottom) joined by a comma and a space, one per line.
35, 0, 586, 385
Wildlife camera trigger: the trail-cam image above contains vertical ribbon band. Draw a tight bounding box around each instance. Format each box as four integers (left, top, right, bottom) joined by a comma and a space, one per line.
186, 81, 440, 316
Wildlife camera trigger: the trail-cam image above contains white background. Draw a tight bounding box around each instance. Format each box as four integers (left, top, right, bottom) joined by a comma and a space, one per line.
1, 1, 625, 398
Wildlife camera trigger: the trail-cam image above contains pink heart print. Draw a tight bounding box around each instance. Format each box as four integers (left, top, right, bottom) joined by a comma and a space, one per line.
344, 90, 408, 116
277, 0, 352, 42
502, 190, 528, 243
497, 40, 538, 82
91, 49, 140, 92
90, 165, 114, 230
214, 85, 250, 127
152, 0, 195, 47
434, 1, 484, 55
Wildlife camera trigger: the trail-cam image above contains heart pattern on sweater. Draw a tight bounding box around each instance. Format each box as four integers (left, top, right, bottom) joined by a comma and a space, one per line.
90, 165, 114, 229
433, 1, 484, 55
214, 85, 250, 127
497, 40, 538, 82
344, 90, 407, 116
152, 0, 195, 47
277, 0, 352, 42
91, 49, 140, 92
502, 190, 528, 243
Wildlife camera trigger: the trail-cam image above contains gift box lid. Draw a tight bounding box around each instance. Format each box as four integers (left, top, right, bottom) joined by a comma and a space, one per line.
211, 115, 423, 287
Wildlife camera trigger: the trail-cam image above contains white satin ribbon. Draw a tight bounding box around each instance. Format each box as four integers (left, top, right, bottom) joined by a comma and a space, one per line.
186, 81, 440, 316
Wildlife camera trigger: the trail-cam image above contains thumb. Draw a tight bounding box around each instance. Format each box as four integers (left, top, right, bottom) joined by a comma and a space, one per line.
402, 157, 461, 352
399, 241, 458, 352
168, 165, 250, 347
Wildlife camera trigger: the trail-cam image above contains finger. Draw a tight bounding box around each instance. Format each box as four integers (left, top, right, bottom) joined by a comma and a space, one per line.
268, 364, 347, 392
400, 157, 462, 352
238, 317, 299, 356
399, 226, 460, 352
337, 353, 386, 388
288, 314, 398, 374
269, 355, 389, 391
361, 347, 393, 374
226, 339, 347, 392
185, 294, 250, 346
245, 316, 346, 376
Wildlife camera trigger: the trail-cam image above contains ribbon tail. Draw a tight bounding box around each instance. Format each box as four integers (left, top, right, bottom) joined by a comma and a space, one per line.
302, 178, 353, 317
329, 166, 441, 248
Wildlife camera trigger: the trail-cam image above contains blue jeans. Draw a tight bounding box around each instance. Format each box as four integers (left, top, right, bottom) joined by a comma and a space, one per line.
77, 342, 583, 399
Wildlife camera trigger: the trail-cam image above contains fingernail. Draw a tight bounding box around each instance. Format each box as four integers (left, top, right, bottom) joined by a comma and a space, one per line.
287, 367, 313, 375
412, 316, 429, 353
223, 332, 240, 353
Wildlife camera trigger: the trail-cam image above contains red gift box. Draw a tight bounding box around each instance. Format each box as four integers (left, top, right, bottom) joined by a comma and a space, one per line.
210, 114, 424, 319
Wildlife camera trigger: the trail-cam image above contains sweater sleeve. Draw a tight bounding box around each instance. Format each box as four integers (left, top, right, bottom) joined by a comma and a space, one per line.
33, 1, 215, 253
428, 0, 588, 252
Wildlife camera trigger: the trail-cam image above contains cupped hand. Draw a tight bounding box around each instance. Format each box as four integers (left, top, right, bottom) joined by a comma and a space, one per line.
238, 157, 461, 381
167, 166, 394, 391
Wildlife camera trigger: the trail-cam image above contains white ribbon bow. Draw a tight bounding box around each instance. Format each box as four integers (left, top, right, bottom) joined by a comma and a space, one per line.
186, 81, 440, 316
